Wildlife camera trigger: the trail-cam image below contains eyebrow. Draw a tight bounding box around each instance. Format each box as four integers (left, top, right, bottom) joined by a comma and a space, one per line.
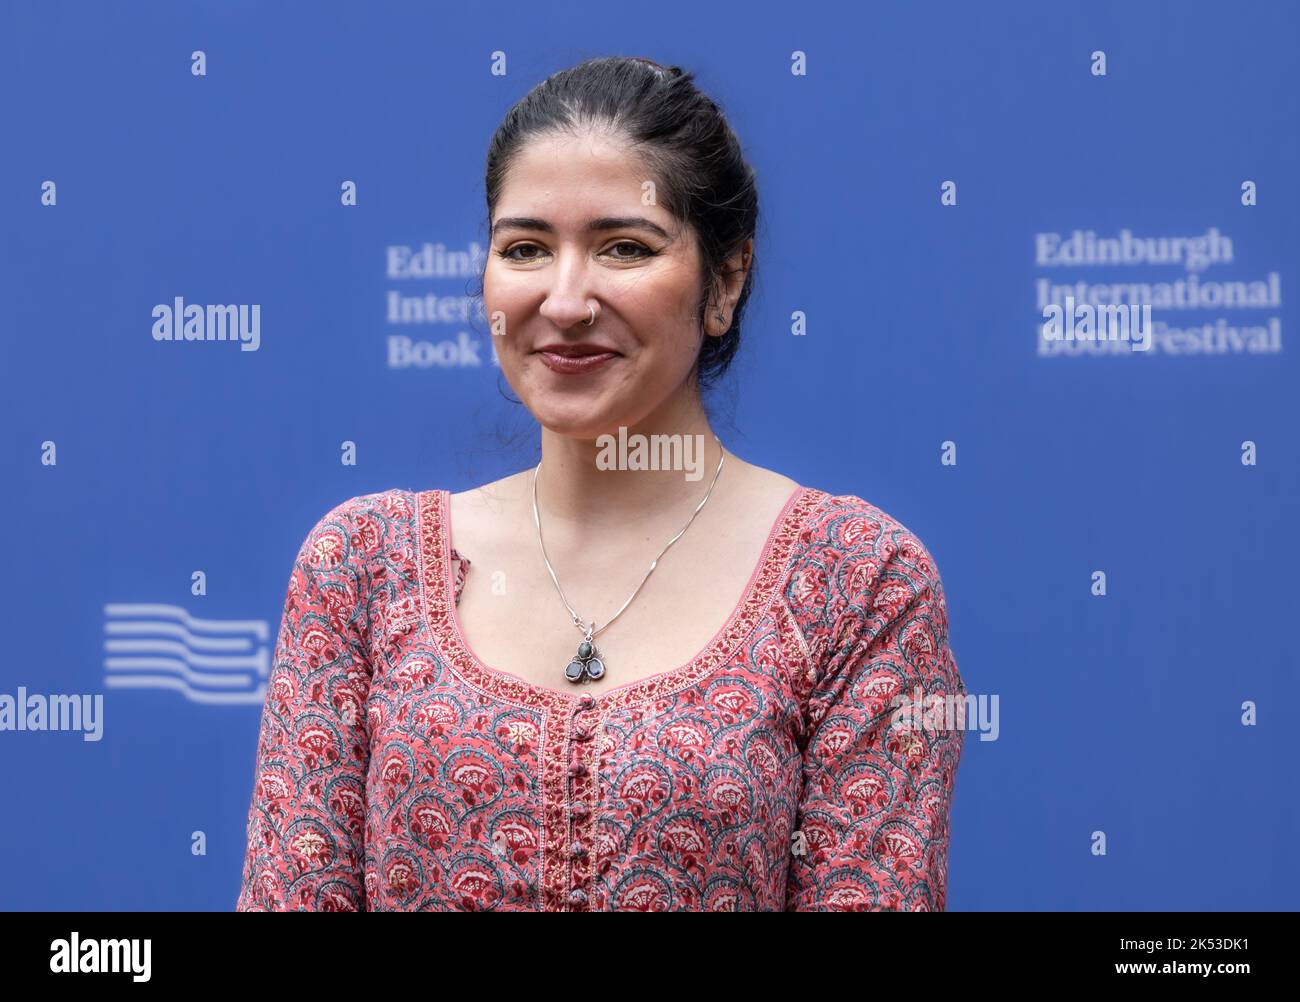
491, 216, 673, 241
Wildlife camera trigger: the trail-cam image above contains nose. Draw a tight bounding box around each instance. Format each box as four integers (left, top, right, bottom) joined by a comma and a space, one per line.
537, 249, 596, 329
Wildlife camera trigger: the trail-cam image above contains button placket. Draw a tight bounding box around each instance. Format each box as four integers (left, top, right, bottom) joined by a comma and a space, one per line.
567, 694, 599, 910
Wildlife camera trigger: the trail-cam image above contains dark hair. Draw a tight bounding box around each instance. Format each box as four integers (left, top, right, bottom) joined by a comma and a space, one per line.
481, 55, 759, 394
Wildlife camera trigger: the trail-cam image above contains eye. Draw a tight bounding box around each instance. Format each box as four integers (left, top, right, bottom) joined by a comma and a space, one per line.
498, 242, 545, 261
604, 240, 653, 260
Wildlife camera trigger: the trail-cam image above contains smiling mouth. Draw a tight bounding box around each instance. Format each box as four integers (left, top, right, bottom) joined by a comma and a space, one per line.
535, 350, 619, 374
533, 345, 619, 358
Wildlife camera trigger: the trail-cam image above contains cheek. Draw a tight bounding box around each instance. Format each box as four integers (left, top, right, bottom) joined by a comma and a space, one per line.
482, 270, 528, 339
482, 264, 506, 310
619, 273, 702, 335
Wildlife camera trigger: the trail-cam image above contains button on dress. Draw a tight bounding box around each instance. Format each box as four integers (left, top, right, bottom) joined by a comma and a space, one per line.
235, 485, 965, 911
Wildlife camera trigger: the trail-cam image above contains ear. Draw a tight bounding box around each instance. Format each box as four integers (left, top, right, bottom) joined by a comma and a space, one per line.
706, 237, 754, 337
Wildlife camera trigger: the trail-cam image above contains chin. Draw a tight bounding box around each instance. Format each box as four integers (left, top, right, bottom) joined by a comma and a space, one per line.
528, 406, 637, 442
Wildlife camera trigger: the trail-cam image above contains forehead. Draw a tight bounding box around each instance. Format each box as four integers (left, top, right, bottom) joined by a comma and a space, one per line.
495, 132, 668, 223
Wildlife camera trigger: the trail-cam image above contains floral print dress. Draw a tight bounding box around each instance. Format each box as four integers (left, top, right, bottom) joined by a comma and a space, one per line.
236, 485, 965, 911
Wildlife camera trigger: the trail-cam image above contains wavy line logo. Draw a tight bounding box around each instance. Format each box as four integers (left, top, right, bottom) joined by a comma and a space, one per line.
101, 604, 269, 705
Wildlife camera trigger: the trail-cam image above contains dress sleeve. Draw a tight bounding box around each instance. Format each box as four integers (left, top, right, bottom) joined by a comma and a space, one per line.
785, 509, 965, 911
235, 500, 375, 911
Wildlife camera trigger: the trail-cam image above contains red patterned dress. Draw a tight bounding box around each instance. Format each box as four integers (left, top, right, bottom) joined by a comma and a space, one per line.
235, 485, 965, 911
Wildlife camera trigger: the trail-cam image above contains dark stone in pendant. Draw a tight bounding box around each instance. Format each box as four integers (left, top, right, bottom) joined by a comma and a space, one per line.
566, 636, 606, 685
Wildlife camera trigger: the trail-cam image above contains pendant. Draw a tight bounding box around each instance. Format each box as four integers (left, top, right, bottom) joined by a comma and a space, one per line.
564, 635, 606, 684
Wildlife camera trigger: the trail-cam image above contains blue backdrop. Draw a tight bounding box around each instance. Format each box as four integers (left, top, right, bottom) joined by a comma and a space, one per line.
1, 0, 1296, 910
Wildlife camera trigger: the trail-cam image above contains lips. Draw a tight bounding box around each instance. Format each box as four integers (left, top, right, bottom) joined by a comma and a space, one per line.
536, 350, 618, 375
533, 343, 619, 358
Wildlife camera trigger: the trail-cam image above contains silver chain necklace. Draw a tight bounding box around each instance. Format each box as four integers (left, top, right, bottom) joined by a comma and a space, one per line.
531, 435, 726, 684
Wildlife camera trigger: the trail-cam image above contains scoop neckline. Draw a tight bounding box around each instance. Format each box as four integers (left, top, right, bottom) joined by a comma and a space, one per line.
417, 483, 822, 713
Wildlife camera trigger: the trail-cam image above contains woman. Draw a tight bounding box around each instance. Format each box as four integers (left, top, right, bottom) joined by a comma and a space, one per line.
236, 56, 965, 911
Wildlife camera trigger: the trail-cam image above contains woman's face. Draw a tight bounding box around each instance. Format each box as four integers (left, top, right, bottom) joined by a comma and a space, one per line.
484, 130, 719, 439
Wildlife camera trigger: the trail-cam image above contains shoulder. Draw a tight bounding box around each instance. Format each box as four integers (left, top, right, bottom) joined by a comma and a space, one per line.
787, 490, 951, 650
293, 487, 422, 571
799, 492, 942, 581
449, 471, 531, 513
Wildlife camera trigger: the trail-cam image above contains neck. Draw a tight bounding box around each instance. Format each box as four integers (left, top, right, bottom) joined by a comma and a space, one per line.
531, 393, 731, 539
